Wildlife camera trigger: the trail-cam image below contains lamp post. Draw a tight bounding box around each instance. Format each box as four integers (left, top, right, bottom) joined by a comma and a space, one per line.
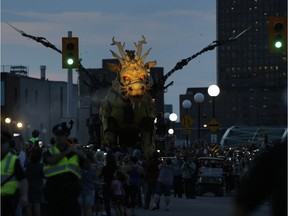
194, 93, 205, 140
208, 84, 220, 145
168, 113, 177, 151
161, 112, 171, 151
169, 113, 178, 127
182, 100, 192, 147
164, 112, 171, 121
5, 117, 11, 124
208, 85, 220, 118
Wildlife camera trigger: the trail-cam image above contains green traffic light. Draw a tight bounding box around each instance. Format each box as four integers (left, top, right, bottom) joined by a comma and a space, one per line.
66, 52, 74, 65
273, 34, 283, 49
67, 58, 74, 65
274, 41, 283, 48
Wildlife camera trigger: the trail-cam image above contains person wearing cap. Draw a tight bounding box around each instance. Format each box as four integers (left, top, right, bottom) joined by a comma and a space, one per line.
1, 131, 29, 216
42, 123, 90, 216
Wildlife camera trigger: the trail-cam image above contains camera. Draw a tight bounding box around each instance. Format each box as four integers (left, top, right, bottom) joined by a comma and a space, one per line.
38, 141, 43, 148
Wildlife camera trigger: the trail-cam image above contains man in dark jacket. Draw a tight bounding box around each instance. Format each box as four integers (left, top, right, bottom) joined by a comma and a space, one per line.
143, 152, 162, 209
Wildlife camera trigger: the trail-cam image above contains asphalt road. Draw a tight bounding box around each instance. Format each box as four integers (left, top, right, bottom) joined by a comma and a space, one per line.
120, 193, 271, 216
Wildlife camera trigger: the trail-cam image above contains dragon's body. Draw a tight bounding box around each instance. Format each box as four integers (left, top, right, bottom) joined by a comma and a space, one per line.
99, 36, 157, 156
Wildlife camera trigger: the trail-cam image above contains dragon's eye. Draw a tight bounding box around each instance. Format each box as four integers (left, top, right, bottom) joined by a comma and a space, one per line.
140, 75, 146, 80
123, 76, 130, 81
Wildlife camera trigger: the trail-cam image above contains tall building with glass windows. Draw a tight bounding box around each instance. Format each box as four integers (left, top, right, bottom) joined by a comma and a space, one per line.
216, 0, 287, 127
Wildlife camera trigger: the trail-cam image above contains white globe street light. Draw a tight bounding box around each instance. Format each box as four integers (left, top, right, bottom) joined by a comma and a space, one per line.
17, 122, 23, 128
208, 84, 220, 118
182, 100, 192, 109
208, 84, 220, 97
194, 93, 205, 139
182, 100, 192, 147
164, 112, 171, 121
194, 93, 205, 103
168, 113, 177, 151
169, 113, 178, 122
168, 128, 174, 135
5, 118, 11, 124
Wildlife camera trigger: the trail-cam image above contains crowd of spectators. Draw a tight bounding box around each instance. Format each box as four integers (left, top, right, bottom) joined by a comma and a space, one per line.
1, 128, 271, 216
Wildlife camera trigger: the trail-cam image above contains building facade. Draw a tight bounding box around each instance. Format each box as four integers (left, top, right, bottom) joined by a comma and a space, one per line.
178, 0, 287, 145
216, 0, 287, 127
1, 66, 78, 144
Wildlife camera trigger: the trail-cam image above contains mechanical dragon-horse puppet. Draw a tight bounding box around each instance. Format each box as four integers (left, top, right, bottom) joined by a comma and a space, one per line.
99, 36, 157, 156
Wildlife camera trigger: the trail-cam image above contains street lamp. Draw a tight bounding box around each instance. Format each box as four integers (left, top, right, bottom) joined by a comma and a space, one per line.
208, 84, 220, 145
168, 113, 177, 150
168, 128, 174, 135
208, 85, 220, 118
169, 113, 177, 133
163, 112, 171, 133
182, 100, 192, 147
5, 118, 11, 124
169, 113, 178, 122
17, 122, 23, 128
194, 93, 205, 139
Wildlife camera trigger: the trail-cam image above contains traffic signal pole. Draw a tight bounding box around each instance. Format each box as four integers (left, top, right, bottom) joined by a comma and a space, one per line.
67, 31, 73, 118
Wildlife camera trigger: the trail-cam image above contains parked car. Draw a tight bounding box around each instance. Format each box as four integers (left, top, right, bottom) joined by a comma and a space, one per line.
196, 157, 224, 197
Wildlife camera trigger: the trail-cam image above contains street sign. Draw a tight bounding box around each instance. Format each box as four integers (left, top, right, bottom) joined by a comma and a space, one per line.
210, 134, 218, 144
211, 143, 219, 152
207, 118, 219, 133
180, 115, 193, 128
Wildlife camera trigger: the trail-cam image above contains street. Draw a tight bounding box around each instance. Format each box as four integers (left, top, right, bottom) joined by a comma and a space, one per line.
124, 194, 271, 216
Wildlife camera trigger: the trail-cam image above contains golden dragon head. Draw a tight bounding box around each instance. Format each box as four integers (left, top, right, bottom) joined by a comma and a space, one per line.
108, 36, 157, 102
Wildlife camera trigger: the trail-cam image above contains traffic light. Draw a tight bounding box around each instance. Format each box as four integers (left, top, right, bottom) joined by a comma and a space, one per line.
268, 17, 287, 53
62, 37, 79, 68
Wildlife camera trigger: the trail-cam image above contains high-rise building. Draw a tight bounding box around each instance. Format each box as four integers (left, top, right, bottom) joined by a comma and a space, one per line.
178, 0, 287, 145
216, 0, 287, 127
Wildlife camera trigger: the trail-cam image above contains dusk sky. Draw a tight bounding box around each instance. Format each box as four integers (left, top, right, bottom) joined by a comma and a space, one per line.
1, 0, 217, 116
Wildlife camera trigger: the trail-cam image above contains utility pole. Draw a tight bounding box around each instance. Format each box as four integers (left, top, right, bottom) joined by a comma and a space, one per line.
67, 31, 73, 118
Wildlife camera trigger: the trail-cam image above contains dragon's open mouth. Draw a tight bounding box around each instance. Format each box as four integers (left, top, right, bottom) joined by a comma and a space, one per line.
130, 95, 142, 102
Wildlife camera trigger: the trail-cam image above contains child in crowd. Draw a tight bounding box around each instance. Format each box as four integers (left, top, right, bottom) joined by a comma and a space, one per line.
111, 170, 129, 216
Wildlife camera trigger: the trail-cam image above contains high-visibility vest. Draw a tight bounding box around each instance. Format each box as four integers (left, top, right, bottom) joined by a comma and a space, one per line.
1, 152, 19, 196
29, 137, 38, 145
43, 146, 81, 179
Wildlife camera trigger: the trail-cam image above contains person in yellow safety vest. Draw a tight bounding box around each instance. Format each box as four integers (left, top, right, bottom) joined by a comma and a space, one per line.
42, 123, 90, 216
29, 129, 40, 147
1, 131, 29, 216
